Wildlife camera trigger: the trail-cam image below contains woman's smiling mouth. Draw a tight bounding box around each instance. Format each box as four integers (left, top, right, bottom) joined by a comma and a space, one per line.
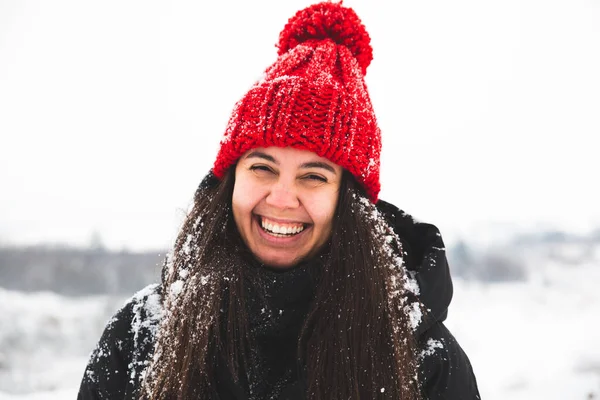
256, 215, 308, 237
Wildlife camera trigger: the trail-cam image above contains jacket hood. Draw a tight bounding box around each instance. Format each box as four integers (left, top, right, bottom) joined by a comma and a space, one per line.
376, 200, 454, 336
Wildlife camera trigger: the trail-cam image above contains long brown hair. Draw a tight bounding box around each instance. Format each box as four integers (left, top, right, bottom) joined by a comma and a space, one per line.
141, 169, 421, 399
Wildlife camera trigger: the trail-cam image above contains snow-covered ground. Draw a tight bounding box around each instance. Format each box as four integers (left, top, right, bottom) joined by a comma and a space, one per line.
447, 262, 600, 399
0, 291, 125, 400
1, 260, 599, 399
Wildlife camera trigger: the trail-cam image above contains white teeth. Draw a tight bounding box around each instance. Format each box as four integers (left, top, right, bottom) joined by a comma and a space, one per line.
260, 217, 304, 236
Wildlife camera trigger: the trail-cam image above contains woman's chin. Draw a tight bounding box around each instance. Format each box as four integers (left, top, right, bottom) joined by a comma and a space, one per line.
254, 251, 304, 269
250, 240, 330, 269
252, 250, 308, 270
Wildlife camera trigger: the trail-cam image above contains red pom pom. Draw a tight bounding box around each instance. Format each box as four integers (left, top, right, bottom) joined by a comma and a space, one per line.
277, 2, 373, 75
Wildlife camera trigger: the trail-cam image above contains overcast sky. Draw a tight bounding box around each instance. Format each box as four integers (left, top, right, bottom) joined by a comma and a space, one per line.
1, 0, 599, 251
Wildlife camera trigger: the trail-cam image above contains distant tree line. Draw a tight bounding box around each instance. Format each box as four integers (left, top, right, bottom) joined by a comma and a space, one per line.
0, 246, 163, 296
448, 241, 528, 282
448, 229, 600, 282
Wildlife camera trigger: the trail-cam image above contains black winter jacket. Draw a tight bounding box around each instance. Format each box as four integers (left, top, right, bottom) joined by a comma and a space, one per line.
77, 200, 480, 399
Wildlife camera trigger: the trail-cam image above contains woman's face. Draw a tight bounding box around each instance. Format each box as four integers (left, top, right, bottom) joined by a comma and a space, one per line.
232, 146, 342, 268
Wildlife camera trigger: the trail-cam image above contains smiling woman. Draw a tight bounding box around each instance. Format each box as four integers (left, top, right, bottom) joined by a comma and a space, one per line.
77, 2, 480, 400
233, 147, 342, 268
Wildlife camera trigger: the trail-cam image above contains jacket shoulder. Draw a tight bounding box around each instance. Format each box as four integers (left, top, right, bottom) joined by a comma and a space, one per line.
376, 200, 445, 261
376, 199, 453, 331
418, 322, 481, 400
77, 283, 163, 400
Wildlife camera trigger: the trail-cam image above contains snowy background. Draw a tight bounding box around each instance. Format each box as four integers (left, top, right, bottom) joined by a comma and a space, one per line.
1, 0, 599, 398
1, 238, 600, 399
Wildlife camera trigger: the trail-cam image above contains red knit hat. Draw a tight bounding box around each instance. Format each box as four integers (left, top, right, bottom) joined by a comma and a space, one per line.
212, 2, 382, 201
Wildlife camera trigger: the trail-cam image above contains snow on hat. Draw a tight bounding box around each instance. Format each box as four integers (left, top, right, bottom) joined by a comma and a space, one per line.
212, 1, 382, 201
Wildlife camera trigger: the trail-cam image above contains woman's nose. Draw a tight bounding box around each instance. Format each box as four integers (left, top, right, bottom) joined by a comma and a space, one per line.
265, 181, 300, 209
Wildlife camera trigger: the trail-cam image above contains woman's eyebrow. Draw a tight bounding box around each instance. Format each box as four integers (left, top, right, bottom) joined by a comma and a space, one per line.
245, 151, 277, 163
300, 161, 337, 174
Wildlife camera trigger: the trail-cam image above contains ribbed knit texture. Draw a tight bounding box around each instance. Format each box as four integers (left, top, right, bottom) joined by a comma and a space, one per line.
212, 2, 382, 201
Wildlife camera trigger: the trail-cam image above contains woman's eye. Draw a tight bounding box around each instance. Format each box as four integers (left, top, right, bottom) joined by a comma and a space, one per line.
304, 174, 327, 182
249, 165, 273, 173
